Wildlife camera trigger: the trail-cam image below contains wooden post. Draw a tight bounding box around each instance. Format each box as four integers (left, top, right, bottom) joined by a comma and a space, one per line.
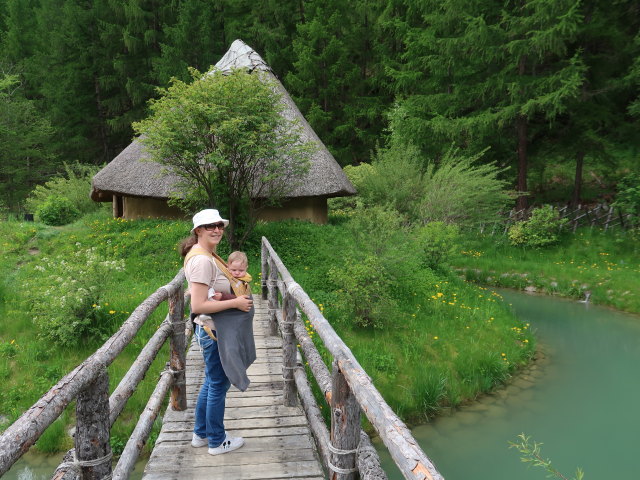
330, 360, 360, 480
261, 240, 269, 300
282, 291, 298, 407
169, 284, 187, 411
573, 205, 580, 232
267, 257, 279, 336
604, 206, 614, 231
75, 367, 112, 480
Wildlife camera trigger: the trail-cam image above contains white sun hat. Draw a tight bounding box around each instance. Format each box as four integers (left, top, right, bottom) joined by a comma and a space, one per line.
190, 209, 229, 233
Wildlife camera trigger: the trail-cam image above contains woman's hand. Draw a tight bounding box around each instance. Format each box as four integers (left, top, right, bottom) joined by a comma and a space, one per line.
234, 295, 253, 312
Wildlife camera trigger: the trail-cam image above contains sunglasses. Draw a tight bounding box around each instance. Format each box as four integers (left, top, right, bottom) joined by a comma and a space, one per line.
201, 222, 225, 231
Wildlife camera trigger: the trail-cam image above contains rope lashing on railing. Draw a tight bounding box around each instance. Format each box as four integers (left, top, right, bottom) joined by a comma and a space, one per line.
327, 442, 358, 456
327, 440, 378, 475
59, 451, 114, 480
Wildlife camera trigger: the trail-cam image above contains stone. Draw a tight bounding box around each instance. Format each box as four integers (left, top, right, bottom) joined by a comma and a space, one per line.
524, 286, 537, 293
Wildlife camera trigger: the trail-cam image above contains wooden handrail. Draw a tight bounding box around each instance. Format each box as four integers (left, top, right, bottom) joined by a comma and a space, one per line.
0, 270, 187, 478
261, 237, 444, 480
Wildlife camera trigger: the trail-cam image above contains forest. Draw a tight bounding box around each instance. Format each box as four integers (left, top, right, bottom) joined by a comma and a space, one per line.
1, 0, 639, 214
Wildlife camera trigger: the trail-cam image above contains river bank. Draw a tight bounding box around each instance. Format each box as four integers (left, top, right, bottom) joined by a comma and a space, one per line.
375, 288, 640, 479
454, 228, 640, 314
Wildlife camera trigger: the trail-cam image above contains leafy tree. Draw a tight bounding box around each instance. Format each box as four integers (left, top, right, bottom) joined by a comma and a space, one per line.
0, 71, 55, 211
133, 68, 314, 248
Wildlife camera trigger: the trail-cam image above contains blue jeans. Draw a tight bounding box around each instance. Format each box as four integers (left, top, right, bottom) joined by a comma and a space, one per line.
194, 325, 230, 447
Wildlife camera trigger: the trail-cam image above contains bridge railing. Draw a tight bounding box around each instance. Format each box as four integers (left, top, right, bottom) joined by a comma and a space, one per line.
261, 237, 444, 480
0, 270, 188, 480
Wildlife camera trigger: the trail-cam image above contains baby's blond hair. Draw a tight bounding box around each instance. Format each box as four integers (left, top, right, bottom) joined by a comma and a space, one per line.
228, 251, 248, 267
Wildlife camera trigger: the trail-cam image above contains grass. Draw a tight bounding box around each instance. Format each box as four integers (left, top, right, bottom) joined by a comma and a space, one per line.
0, 210, 535, 453
453, 228, 640, 314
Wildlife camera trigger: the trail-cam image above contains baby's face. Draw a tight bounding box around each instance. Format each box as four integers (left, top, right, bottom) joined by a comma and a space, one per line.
228, 260, 248, 278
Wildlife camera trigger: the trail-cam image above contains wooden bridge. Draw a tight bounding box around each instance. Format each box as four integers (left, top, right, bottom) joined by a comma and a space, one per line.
144, 297, 324, 479
0, 238, 444, 480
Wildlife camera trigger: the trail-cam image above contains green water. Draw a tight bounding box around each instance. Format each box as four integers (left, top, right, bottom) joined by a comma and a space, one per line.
376, 289, 640, 479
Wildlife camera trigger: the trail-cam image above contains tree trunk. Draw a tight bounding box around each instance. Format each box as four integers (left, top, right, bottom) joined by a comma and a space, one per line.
571, 150, 585, 208
516, 54, 528, 211
516, 114, 528, 211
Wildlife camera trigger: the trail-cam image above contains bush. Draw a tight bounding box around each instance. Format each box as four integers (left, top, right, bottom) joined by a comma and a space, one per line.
508, 205, 567, 248
35, 196, 81, 226
26, 162, 103, 216
329, 255, 398, 329
23, 246, 125, 345
353, 144, 512, 228
415, 221, 460, 267
614, 172, 640, 215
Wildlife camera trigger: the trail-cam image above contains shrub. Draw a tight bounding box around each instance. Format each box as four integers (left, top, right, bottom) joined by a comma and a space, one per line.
352, 143, 512, 228
508, 206, 568, 248
415, 221, 460, 268
23, 246, 125, 345
35, 196, 80, 226
329, 255, 398, 329
26, 162, 103, 216
614, 172, 640, 215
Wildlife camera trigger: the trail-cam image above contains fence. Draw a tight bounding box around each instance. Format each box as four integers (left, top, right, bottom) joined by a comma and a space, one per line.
480, 203, 639, 235
261, 237, 443, 480
0, 271, 188, 480
0, 238, 445, 480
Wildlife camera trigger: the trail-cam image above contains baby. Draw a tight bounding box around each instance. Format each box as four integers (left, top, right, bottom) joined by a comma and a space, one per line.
194, 251, 252, 334
207, 251, 252, 301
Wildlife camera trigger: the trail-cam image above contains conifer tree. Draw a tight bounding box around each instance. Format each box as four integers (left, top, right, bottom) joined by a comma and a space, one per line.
0, 71, 54, 210
392, 0, 587, 209
99, 0, 176, 135
28, 0, 112, 163
153, 0, 226, 86
286, 0, 390, 164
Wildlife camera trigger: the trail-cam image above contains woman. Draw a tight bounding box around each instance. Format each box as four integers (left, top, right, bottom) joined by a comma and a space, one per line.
181, 209, 253, 455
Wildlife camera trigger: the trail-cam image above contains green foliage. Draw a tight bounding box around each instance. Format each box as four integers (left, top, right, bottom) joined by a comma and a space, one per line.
133, 68, 314, 249
0, 69, 55, 211
415, 222, 460, 268
35, 196, 81, 226
329, 255, 397, 329
23, 246, 125, 346
355, 143, 512, 227
508, 206, 568, 248
110, 434, 126, 456
26, 163, 104, 216
455, 227, 640, 312
510, 433, 584, 480
614, 172, 640, 215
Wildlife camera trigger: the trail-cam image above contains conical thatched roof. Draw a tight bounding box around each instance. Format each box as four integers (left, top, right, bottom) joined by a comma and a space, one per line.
91, 40, 355, 202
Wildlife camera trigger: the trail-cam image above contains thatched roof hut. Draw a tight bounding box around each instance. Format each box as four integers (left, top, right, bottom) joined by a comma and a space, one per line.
91, 40, 355, 222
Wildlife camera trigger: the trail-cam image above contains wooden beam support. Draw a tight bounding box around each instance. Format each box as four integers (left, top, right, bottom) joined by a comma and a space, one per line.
75, 367, 112, 480
330, 360, 360, 480
112, 370, 174, 480
169, 284, 187, 411
267, 256, 279, 336
261, 241, 269, 300
282, 291, 298, 407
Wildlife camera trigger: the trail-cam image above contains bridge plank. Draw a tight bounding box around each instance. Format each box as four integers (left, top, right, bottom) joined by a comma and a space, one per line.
143, 297, 325, 480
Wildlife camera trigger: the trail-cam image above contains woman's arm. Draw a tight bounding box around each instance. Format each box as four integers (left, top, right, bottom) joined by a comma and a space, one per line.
190, 282, 252, 313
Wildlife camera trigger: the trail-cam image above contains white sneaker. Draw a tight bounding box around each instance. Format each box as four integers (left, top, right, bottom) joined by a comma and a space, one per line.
208, 434, 244, 455
191, 433, 207, 448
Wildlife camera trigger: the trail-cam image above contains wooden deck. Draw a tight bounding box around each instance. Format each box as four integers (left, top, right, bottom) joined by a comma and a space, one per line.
143, 297, 325, 480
